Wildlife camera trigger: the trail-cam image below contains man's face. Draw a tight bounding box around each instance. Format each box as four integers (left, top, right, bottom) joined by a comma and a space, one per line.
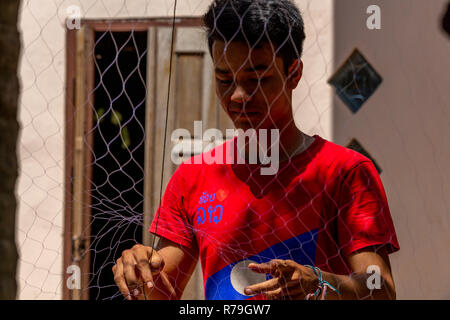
212, 40, 302, 130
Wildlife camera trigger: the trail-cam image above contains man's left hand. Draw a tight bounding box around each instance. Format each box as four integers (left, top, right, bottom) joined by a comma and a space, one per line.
244, 259, 318, 300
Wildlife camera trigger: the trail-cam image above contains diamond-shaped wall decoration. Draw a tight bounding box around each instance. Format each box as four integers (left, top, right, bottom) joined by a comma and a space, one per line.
346, 138, 382, 174
329, 49, 382, 113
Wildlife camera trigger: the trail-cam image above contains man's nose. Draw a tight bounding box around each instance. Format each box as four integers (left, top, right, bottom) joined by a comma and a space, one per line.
230, 85, 253, 103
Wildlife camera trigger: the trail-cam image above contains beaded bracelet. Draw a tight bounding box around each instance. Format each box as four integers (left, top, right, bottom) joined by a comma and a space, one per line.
304, 265, 340, 300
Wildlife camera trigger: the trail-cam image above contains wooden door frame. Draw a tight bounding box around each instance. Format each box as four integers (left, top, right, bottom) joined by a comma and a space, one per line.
63, 17, 203, 300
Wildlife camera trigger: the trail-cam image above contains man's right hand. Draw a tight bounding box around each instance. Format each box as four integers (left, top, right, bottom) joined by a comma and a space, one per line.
112, 244, 177, 300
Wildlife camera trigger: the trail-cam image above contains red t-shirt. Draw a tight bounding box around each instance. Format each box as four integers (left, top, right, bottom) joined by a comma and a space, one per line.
149, 134, 400, 300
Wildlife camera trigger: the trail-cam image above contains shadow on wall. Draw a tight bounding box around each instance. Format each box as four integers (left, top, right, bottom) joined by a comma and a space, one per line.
443, 1, 450, 36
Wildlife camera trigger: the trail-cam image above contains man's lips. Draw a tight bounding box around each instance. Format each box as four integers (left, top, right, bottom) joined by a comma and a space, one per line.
229, 109, 261, 117
229, 111, 261, 121
230, 111, 259, 115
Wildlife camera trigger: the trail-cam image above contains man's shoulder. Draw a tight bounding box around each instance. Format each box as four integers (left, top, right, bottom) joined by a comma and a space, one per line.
315, 136, 375, 173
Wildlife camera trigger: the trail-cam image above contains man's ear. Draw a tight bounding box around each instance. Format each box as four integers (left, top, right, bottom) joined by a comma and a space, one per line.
287, 59, 303, 90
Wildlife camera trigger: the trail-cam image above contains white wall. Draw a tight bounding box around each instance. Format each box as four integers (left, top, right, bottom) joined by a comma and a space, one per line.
332, 0, 450, 299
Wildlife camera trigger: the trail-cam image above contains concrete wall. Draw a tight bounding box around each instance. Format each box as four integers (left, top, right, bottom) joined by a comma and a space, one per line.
332, 0, 450, 299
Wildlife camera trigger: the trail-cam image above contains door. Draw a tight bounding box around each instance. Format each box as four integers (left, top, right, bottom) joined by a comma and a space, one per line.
66, 21, 233, 301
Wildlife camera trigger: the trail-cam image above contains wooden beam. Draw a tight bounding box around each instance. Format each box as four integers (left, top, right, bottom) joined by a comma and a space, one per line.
81, 25, 95, 301
82, 17, 203, 32
71, 25, 94, 300
143, 27, 157, 246
63, 27, 76, 301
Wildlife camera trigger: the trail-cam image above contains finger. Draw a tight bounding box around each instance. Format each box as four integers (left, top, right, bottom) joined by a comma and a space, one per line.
266, 260, 296, 275
264, 283, 302, 300
279, 285, 307, 300
134, 248, 155, 289
113, 259, 133, 300
249, 260, 295, 279
247, 260, 281, 275
287, 294, 306, 300
284, 293, 305, 300
248, 277, 304, 298
244, 277, 280, 295
148, 247, 165, 274
263, 287, 284, 300
122, 251, 139, 291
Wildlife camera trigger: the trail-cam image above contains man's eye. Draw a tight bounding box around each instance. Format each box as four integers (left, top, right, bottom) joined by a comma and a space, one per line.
217, 79, 232, 85
251, 77, 268, 83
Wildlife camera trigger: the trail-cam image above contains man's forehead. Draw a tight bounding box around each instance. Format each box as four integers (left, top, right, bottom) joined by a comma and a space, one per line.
212, 40, 278, 69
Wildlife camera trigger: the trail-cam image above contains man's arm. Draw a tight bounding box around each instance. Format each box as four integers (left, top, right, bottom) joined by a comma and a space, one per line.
152, 237, 199, 299
112, 237, 198, 300
320, 245, 396, 299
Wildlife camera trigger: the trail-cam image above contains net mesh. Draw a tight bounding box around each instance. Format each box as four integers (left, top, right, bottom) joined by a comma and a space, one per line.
16, 0, 405, 301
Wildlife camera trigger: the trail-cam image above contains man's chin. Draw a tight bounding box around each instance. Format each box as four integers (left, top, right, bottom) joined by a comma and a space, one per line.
233, 120, 267, 131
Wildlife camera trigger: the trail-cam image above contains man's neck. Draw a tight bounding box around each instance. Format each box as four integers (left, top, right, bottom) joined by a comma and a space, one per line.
235, 123, 312, 165
277, 123, 311, 163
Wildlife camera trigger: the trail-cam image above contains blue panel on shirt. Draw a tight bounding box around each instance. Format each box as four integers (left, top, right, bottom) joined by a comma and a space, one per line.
205, 228, 318, 300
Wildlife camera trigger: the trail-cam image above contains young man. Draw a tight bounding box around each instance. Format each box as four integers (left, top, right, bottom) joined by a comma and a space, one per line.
112, 0, 399, 300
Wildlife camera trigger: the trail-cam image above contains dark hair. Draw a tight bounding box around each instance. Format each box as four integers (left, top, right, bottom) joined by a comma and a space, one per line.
203, 0, 306, 74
